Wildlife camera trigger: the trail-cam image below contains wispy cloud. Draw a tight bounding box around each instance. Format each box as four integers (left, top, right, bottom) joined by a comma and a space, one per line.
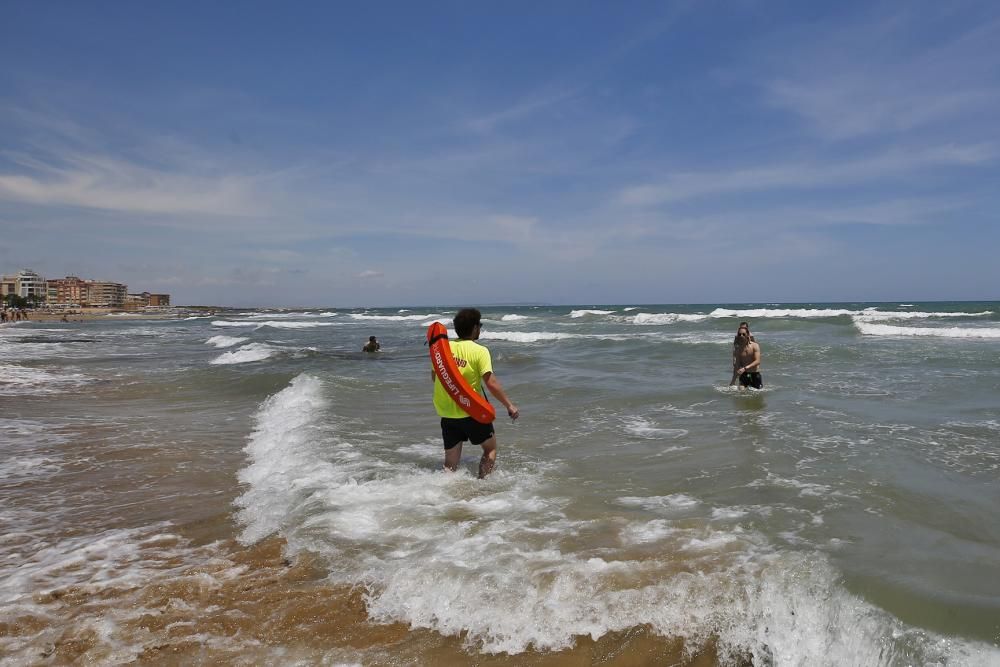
617, 144, 996, 207
759, 12, 1000, 139
0, 149, 268, 216
464, 88, 582, 134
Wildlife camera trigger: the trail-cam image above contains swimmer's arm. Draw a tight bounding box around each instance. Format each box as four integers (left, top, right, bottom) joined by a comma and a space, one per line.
483, 371, 519, 420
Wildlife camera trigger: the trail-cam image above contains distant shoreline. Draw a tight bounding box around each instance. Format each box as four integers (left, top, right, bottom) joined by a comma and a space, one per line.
10, 308, 201, 323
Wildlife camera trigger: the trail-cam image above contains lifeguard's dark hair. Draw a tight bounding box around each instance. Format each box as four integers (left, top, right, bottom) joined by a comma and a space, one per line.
453, 308, 482, 338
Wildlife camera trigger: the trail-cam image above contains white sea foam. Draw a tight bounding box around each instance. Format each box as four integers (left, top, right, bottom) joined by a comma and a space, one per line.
501, 314, 529, 321
211, 320, 259, 327
617, 494, 701, 512
710, 307, 856, 318
209, 343, 280, 365
711, 307, 992, 321
480, 331, 583, 343
621, 416, 688, 440
255, 321, 336, 329
620, 519, 676, 544
854, 310, 992, 321
350, 313, 439, 321
205, 335, 249, 348
631, 312, 709, 325
0, 454, 62, 480
0, 363, 90, 395
569, 309, 615, 317
853, 320, 1000, 338
229, 376, 1000, 664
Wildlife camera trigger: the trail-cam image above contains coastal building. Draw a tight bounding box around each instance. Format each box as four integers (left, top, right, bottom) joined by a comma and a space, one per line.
1, 269, 47, 304
1, 275, 15, 299
47, 276, 88, 306
88, 281, 128, 307
46, 276, 128, 307
125, 292, 172, 309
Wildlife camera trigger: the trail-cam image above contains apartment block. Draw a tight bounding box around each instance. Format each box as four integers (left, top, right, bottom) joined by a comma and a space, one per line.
47, 276, 128, 307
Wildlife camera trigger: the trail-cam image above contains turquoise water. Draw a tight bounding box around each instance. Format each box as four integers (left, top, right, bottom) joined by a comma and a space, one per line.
1, 302, 998, 664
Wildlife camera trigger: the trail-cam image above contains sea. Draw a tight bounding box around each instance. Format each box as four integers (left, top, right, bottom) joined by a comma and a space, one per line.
1, 302, 999, 666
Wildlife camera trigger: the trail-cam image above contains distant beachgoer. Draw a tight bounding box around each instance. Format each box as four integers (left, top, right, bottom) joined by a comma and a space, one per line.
730, 323, 763, 389
362, 336, 381, 352
432, 308, 519, 478
0, 310, 6, 323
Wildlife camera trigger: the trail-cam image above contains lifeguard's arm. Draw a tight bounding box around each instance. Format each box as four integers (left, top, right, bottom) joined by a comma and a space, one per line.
483, 372, 519, 420
737, 344, 762, 374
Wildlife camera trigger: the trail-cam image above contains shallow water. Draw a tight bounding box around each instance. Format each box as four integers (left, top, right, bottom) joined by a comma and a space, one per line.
1, 302, 999, 665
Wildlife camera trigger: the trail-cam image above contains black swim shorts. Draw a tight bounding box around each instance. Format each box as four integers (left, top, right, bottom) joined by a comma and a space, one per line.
441, 417, 495, 450
739, 371, 763, 389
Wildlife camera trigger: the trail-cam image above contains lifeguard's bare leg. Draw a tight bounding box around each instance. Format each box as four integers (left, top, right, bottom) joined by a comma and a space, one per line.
478, 436, 497, 479
444, 443, 463, 472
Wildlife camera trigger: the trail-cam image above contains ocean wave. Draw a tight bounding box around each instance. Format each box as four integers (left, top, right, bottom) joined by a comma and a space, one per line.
854, 310, 993, 321
480, 331, 584, 343
631, 312, 709, 325
211, 319, 335, 330
255, 321, 336, 329
710, 307, 856, 319
350, 313, 439, 321
229, 378, 1000, 664
853, 320, 1000, 338
244, 311, 338, 320
501, 314, 530, 321
569, 309, 615, 318
235, 374, 330, 544
211, 320, 259, 328
205, 335, 249, 348
712, 307, 993, 321
209, 343, 280, 365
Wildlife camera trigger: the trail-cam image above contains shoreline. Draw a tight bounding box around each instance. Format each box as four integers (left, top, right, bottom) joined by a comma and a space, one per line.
6, 308, 209, 323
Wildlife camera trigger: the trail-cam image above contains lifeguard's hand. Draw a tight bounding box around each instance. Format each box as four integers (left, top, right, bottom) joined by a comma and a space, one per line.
507, 405, 520, 421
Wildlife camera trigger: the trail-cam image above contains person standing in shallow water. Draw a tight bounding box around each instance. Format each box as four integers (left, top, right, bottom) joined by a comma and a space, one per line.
432, 308, 519, 478
730, 322, 763, 389
362, 336, 380, 352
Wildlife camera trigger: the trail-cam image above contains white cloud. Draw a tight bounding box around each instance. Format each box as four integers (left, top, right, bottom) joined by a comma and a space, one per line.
357, 269, 383, 279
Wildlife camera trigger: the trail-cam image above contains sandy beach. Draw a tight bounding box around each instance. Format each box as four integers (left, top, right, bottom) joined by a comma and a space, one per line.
9, 308, 195, 324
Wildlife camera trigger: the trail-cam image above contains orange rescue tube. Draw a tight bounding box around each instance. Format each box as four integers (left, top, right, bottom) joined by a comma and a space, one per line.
427, 321, 496, 424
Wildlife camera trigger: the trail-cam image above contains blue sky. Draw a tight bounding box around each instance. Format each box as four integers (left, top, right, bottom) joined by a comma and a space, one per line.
1, 1, 998, 307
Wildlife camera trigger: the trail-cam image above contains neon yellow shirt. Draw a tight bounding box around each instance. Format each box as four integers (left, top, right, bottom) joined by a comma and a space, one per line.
433, 338, 493, 418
